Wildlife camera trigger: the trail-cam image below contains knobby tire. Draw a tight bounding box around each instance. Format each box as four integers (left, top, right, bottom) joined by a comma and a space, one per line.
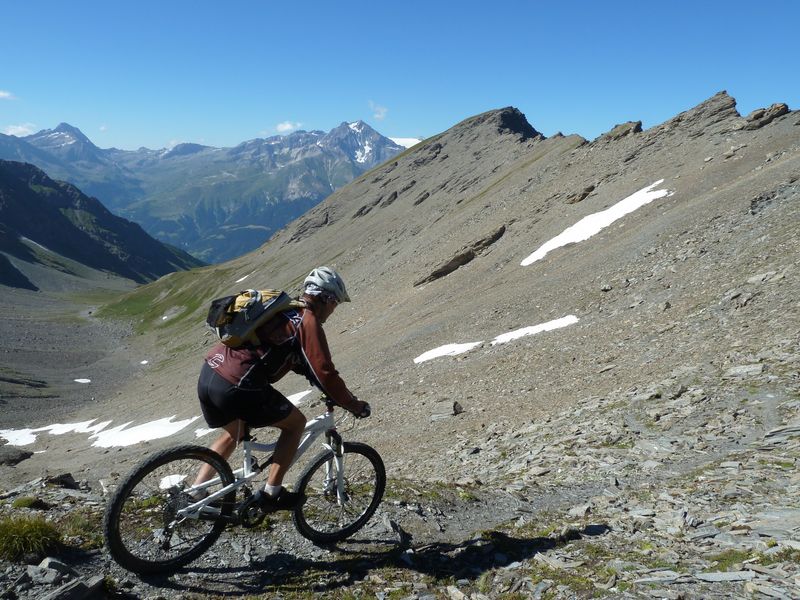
103, 445, 235, 574
292, 441, 385, 544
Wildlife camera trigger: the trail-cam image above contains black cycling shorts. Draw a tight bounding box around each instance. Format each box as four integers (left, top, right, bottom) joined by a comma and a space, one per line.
197, 362, 294, 428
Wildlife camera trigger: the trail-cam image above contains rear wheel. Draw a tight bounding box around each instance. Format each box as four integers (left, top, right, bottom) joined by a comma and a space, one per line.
103, 445, 236, 574
293, 442, 385, 544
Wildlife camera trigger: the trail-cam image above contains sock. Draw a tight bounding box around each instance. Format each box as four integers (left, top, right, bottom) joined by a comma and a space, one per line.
263, 483, 281, 498
187, 488, 208, 500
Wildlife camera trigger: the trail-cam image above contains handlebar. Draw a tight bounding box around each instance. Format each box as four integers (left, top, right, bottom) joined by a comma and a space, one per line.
319, 394, 370, 418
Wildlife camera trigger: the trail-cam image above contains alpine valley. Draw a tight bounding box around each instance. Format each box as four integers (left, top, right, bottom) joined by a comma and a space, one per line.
0, 121, 407, 262
0, 160, 203, 290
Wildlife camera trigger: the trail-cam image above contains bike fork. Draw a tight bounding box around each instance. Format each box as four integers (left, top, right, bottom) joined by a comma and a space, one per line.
325, 431, 347, 505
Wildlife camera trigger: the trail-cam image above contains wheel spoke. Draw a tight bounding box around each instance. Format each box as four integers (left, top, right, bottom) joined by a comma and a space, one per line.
293, 442, 385, 543
104, 446, 235, 574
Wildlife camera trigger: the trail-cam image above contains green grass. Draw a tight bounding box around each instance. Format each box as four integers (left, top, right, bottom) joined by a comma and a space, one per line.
525, 563, 602, 597
458, 489, 479, 502
383, 477, 450, 503
55, 508, 104, 550
0, 515, 62, 561
384, 477, 480, 503
129, 495, 162, 510
707, 549, 753, 571
97, 265, 230, 327
11, 496, 49, 510
761, 548, 800, 566
599, 439, 634, 449
29, 183, 58, 196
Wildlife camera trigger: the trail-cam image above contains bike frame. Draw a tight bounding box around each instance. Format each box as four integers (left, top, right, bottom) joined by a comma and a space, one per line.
177, 406, 344, 520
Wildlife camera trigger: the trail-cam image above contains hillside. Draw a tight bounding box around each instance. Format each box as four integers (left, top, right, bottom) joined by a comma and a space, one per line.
0, 160, 203, 289
0, 122, 406, 261
82, 93, 797, 443
1, 92, 798, 598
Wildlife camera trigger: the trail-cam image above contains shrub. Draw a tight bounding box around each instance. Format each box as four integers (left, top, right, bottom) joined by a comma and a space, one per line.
0, 515, 62, 561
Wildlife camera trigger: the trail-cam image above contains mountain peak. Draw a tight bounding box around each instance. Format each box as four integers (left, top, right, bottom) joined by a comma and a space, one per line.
53, 122, 83, 134
22, 123, 103, 163
347, 120, 369, 134
329, 120, 372, 136
454, 107, 543, 142
51, 123, 92, 144
659, 91, 741, 133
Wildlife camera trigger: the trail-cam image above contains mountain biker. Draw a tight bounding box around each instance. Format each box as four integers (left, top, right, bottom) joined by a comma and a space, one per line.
193, 266, 370, 511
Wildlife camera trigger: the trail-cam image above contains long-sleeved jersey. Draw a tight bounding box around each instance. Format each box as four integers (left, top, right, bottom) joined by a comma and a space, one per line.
204, 304, 357, 410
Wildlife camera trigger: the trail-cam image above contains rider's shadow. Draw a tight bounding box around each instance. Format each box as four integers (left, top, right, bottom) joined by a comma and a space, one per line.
155, 522, 611, 596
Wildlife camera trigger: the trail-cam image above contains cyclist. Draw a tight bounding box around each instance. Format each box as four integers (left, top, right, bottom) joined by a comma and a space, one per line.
193, 266, 370, 511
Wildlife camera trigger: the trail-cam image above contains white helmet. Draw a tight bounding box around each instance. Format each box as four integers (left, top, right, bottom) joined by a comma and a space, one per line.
303, 267, 351, 303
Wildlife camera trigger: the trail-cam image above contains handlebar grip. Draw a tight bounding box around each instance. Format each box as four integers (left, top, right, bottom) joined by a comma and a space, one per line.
355, 402, 371, 419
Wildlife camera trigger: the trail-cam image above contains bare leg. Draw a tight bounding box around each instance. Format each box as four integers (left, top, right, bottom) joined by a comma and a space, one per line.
193, 419, 245, 487
265, 407, 306, 488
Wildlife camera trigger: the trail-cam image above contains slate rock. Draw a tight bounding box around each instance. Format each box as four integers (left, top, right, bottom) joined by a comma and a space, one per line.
44, 473, 80, 490
742, 103, 790, 129
694, 570, 755, 582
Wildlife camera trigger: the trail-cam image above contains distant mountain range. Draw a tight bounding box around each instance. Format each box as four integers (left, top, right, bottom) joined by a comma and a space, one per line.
0, 122, 408, 261
0, 160, 203, 290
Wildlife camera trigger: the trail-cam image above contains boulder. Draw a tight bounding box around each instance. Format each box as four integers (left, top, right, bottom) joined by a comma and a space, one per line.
0, 445, 33, 466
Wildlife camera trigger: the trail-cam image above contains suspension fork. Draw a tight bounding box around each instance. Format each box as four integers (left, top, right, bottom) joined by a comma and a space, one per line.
325, 429, 347, 504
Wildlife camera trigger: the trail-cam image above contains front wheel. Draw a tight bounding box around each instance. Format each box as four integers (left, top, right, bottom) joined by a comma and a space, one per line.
293, 441, 385, 544
103, 445, 236, 574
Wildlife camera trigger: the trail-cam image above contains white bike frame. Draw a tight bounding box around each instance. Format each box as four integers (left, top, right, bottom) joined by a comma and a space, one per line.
178, 407, 344, 519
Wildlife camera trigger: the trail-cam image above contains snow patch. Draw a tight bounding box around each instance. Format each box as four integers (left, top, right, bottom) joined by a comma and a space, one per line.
0, 419, 113, 446
0, 428, 37, 445
414, 315, 580, 364
90, 416, 200, 448
491, 315, 579, 345
521, 180, 673, 266
414, 342, 484, 364
355, 142, 372, 163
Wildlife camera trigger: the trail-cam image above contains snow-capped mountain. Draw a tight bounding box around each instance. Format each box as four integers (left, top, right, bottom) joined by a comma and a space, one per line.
0, 121, 406, 261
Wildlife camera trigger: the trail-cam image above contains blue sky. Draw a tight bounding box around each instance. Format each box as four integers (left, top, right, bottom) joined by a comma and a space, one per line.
2, 1, 798, 150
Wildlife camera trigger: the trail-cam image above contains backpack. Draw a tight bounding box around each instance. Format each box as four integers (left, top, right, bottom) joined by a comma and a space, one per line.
205, 289, 306, 348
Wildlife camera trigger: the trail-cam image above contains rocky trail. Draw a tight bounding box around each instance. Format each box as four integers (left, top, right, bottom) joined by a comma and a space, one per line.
2, 337, 798, 599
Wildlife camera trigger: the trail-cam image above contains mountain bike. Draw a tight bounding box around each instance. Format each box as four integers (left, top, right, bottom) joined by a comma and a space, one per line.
103, 396, 385, 574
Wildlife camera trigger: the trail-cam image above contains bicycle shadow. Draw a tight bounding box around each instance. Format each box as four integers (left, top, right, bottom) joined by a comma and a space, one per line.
146, 523, 611, 596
